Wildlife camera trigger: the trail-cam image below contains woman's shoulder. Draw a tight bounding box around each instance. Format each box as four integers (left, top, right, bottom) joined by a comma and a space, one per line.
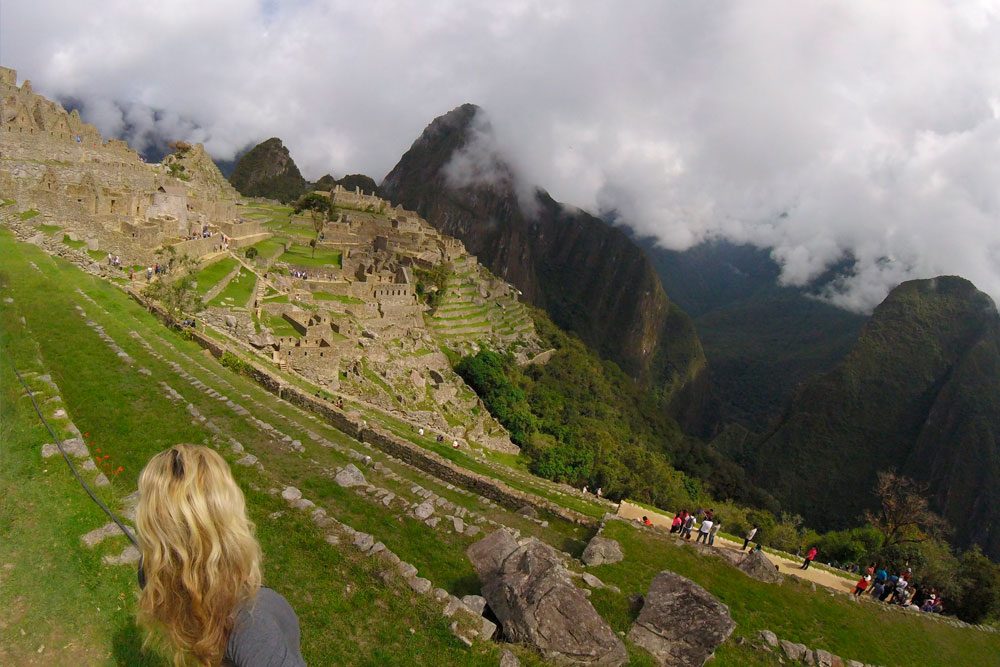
226, 588, 305, 667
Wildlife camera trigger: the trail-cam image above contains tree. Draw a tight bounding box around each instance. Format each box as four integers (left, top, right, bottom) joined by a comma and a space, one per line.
142, 251, 204, 325
864, 470, 948, 552
293, 192, 333, 257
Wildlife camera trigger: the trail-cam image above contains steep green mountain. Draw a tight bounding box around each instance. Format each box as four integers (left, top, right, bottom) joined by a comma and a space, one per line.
636, 238, 865, 430
381, 104, 710, 431
228, 137, 307, 203
750, 276, 1000, 558
313, 173, 379, 194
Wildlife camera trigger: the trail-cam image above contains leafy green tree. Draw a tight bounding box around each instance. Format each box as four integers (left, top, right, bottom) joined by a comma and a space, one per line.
142, 251, 203, 325
293, 192, 333, 257
865, 470, 948, 552
955, 546, 1000, 623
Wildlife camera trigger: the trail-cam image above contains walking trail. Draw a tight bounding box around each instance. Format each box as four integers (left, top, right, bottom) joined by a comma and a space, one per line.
616, 500, 855, 594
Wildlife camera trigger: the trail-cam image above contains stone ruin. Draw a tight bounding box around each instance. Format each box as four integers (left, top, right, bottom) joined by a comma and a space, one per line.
0, 66, 262, 264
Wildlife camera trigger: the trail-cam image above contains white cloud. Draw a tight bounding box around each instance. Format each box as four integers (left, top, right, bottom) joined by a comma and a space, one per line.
4, 0, 1000, 311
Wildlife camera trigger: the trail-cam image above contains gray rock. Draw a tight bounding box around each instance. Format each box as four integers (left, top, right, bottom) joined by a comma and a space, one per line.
414, 500, 435, 520
516, 505, 538, 519
281, 486, 302, 502
61, 438, 90, 458
335, 464, 367, 488
814, 649, 839, 667
480, 616, 498, 640
353, 532, 375, 552
235, 453, 259, 467
738, 549, 784, 584
581, 573, 605, 589
451, 516, 466, 533
41, 443, 59, 458
408, 576, 432, 594
94, 473, 110, 487
781, 640, 809, 662
581, 536, 624, 567
628, 571, 735, 666
759, 629, 779, 649
398, 562, 418, 578
103, 544, 140, 566
467, 530, 627, 666
464, 524, 481, 537
499, 649, 520, 667
81, 522, 127, 548
462, 594, 487, 615
290, 498, 315, 510
289, 439, 304, 452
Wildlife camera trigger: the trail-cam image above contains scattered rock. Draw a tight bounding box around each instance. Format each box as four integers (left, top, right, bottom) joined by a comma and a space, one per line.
414, 500, 435, 520
780, 640, 809, 663
581, 573, 605, 589
281, 487, 302, 502
353, 532, 375, 552
467, 530, 627, 666
628, 571, 735, 666
334, 464, 367, 488
499, 649, 520, 667
235, 453, 259, 467
516, 505, 539, 519
60, 438, 90, 458
40, 444, 59, 458
408, 576, 432, 594
103, 545, 140, 566
759, 629, 779, 649
462, 594, 487, 615
81, 522, 127, 548
581, 536, 624, 567
94, 473, 110, 487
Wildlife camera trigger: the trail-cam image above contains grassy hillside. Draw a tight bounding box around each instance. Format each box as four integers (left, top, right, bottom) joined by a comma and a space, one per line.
3, 228, 998, 666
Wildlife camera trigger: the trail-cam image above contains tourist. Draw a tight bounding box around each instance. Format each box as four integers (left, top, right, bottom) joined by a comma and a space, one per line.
708, 520, 721, 546
135, 445, 305, 666
452, 440, 459, 449
583, 485, 589, 494
881, 573, 898, 601
889, 575, 909, 604
696, 517, 713, 544
800, 546, 818, 570
682, 513, 696, 540
870, 578, 886, 600
742, 525, 758, 551
670, 513, 682, 534
853, 574, 871, 598
873, 565, 888, 589
146, 266, 153, 280
107, 252, 113, 265
641, 516, 653, 527
418, 427, 424, 436
596, 487, 603, 498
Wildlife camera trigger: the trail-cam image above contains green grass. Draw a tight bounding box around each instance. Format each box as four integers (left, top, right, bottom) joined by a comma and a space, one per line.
266, 313, 301, 337
248, 237, 287, 260
312, 291, 364, 304
62, 235, 86, 250
192, 256, 238, 296
281, 244, 343, 269
38, 223, 62, 234
18, 209, 40, 220
1, 198, 15, 206
0, 229, 533, 666
208, 267, 255, 308
88, 250, 108, 262
588, 520, 1000, 667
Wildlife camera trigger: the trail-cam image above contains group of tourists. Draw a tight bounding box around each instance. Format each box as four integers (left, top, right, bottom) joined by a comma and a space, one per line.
851, 565, 945, 613
581, 485, 604, 498
291, 269, 309, 279
667, 508, 723, 545
106, 253, 123, 268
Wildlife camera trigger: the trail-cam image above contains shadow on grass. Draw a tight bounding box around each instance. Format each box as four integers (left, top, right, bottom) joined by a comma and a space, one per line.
112, 620, 169, 667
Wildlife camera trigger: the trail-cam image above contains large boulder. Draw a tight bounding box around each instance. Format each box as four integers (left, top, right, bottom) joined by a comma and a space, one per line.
467, 531, 627, 666
581, 536, 624, 566
628, 571, 735, 666
334, 464, 368, 488
737, 549, 783, 584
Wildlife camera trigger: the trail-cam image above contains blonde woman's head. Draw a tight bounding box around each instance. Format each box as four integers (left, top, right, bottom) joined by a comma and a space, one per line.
136, 444, 262, 666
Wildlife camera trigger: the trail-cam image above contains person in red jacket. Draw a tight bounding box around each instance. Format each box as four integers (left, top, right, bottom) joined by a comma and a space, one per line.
801, 546, 818, 570
853, 574, 871, 598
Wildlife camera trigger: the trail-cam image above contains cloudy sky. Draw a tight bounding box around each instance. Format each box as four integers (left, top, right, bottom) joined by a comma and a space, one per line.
4, 0, 1000, 311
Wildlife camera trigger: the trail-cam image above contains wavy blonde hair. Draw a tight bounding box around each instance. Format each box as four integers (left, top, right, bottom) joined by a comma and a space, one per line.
136, 444, 262, 666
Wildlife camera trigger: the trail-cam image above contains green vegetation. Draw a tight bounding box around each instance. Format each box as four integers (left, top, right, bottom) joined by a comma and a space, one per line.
415, 263, 451, 307
229, 138, 307, 203
266, 313, 301, 338
589, 520, 1000, 667
19, 209, 40, 220
38, 223, 61, 234
208, 267, 255, 308
62, 234, 85, 250
312, 291, 364, 304
143, 252, 204, 325
191, 256, 238, 296
281, 243, 342, 268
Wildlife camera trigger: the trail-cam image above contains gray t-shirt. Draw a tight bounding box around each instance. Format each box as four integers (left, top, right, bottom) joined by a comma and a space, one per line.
223, 587, 306, 667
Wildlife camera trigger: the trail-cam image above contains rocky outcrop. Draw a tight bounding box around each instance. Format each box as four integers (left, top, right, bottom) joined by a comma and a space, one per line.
467, 530, 627, 666
581, 536, 624, 567
737, 549, 783, 584
627, 571, 735, 666
381, 104, 709, 428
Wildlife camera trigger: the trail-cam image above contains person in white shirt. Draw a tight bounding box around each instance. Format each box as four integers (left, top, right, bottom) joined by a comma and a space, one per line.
696, 518, 713, 544
742, 526, 758, 550
708, 521, 721, 546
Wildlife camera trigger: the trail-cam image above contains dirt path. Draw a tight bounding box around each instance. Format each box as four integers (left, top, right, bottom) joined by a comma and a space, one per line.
617, 500, 856, 594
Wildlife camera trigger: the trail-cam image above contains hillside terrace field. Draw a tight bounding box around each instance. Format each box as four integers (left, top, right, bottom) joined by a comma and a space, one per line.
2, 228, 999, 666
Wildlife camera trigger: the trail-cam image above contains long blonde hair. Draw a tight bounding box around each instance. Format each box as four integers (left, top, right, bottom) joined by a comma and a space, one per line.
136, 444, 262, 666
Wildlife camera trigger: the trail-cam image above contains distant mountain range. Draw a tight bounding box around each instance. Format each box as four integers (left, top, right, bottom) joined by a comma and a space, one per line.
210, 106, 1000, 560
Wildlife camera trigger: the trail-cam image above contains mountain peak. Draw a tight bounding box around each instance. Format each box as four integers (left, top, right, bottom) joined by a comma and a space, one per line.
228, 136, 306, 203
